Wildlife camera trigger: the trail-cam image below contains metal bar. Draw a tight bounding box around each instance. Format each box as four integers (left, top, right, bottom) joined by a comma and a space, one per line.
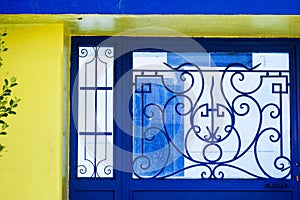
80, 87, 113, 90
79, 132, 113, 136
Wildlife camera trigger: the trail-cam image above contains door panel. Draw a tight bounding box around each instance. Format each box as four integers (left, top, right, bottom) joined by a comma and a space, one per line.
76, 191, 115, 200
132, 191, 292, 200
70, 37, 299, 200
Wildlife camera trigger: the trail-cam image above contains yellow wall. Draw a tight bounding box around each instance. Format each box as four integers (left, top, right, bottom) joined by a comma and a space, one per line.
0, 24, 64, 200
1, 15, 300, 37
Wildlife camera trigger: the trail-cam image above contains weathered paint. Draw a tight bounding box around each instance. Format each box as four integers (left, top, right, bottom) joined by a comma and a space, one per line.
1, 14, 300, 38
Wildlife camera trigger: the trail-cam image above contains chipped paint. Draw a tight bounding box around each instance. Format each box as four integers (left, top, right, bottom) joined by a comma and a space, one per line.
1, 14, 300, 37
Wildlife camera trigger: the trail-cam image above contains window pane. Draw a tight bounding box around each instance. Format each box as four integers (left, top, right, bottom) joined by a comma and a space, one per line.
77, 47, 114, 178
132, 52, 291, 179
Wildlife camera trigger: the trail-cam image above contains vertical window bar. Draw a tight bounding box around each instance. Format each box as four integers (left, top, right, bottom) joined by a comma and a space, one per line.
77, 46, 114, 178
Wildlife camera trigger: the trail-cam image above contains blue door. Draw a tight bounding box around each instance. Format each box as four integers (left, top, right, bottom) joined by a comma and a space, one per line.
70, 37, 300, 200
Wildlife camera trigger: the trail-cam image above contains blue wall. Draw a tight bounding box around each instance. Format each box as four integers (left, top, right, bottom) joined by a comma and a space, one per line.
1, 0, 300, 14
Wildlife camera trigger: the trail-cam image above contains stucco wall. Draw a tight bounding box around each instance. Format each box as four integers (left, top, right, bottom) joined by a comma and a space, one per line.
0, 24, 64, 200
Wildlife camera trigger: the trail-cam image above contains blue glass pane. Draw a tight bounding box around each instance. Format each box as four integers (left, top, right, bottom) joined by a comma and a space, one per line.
133, 79, 184, 178
166, 52, 253, 68
167, 52, 209, 66
210, 52, 252, 68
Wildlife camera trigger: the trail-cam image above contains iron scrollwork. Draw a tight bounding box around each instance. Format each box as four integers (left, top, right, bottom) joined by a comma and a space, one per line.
133, 61, 291, 179
77, 46, 114, 178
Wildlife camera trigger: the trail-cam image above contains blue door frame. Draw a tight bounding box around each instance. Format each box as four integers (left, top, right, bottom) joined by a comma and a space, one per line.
70, 37, 300, 200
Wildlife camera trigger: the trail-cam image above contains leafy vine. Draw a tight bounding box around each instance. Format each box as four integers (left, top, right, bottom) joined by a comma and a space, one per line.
0, 30, 20, 155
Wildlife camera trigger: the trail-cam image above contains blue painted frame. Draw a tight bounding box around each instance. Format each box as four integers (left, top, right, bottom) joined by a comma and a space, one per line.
70, 37, 300, 200
2, 0, 300, 14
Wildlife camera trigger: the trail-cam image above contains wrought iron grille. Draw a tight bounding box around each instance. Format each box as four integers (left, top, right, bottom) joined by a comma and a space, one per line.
132, 53, 291, 179
77, 46, 114, 178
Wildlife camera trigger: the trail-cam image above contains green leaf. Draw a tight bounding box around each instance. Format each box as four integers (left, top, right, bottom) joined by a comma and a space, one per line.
9, 99, 13, 106
4, 79, 8, 86
0, 120, 5, 124
2, 123, 8, 130
10, 83, 18, 87
2, 32, 7, 37
0, 144, 5, 152
0, 132, 7, 135
9, 111, 16, 115
3, 47, 8, 52
10, 76, 17, 83
1, 113, 8, 117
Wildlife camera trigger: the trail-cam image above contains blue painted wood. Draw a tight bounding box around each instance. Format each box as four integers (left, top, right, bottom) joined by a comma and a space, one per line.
1, 0, 300, 14
69, 36, 121, 200
133, 191, 292, 200
76, 191, 115, 200
70, 37, 300, 200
